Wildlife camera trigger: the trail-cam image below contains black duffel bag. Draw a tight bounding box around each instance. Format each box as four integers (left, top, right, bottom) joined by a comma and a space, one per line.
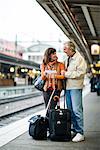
28, 115, 48, 140
28, 90, 55, 140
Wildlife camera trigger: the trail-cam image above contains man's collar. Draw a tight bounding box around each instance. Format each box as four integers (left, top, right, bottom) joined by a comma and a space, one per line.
71, 51, 76, 57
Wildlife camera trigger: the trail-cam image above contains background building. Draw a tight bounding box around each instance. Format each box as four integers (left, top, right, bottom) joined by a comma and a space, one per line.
23, 42, 66, 64
0, 38, 25, 59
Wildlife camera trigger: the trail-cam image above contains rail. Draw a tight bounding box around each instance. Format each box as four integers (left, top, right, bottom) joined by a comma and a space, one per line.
0, 85, 36, 100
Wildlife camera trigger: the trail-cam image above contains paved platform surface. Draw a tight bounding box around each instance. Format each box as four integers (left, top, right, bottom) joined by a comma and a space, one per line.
0, 91, 100, 150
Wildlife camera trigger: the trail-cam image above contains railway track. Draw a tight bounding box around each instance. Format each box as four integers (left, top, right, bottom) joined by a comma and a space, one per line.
0, 100, 45, 128
0, 91, 42, 104
0, 91, 64, 127
0, 92, 44, 118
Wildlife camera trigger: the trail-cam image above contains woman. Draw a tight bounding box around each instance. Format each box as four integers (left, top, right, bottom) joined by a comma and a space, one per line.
41, 47, 65, 112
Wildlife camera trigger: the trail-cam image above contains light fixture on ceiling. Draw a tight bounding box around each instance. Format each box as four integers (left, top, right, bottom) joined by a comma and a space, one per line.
91, 44, 100, 55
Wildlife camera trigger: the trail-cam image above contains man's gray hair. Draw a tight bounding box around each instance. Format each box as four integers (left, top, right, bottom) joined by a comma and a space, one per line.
64, 41, 76, 52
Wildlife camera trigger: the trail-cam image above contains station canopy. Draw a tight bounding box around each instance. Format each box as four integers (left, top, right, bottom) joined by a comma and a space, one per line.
0, 53, 40, 70
36, 0, 100, 64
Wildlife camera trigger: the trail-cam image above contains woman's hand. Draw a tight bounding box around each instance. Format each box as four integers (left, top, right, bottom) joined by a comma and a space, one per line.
50, 73, 56, 79
61, 70, 65, 76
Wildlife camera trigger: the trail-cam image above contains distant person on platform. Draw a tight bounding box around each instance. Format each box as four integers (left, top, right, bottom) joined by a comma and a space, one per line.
62, 41, 87, 142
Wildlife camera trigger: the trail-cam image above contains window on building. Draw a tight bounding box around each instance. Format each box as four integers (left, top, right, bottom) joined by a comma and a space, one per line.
28, 55, 31, 60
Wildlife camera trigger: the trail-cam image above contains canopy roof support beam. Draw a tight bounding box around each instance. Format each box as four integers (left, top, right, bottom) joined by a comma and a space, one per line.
82, 6, 96, 36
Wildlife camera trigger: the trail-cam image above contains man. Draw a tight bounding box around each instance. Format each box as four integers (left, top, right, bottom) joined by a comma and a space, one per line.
63, 41, 87, 142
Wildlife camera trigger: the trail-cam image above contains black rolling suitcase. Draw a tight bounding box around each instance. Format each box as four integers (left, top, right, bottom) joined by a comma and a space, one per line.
49, 109, 71, 141
49, 90, 71, 141
28, 90, 55, 140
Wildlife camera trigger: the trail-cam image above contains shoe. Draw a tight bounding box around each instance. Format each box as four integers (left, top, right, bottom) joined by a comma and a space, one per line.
72, 133, 85, 142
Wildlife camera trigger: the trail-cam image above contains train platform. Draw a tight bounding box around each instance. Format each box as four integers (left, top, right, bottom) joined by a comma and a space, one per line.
0, 88, 100, 150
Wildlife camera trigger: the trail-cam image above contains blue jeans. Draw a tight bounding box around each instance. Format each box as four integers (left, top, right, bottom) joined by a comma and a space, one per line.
66, 89, 84, 135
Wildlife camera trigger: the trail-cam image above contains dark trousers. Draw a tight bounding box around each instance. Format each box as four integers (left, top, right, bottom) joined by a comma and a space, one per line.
43, 89, 61, 116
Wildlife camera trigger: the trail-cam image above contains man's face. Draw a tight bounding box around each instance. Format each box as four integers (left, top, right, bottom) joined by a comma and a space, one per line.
63, 44, 72, 56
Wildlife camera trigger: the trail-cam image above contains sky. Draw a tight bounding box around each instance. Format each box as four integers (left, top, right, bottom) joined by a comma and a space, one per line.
0, 0, 68, 48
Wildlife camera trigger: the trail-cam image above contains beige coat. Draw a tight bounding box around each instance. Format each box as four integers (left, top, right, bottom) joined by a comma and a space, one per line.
65, 51, 87, 89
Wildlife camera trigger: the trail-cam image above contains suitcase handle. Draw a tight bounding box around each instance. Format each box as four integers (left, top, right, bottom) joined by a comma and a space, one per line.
44, 89, 55, 117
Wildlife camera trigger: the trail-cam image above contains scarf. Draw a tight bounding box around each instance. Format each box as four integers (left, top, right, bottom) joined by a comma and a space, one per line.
44, 60, 58, 91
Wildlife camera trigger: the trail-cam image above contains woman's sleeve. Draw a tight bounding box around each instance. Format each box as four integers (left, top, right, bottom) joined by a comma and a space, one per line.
41, 64, 46, 80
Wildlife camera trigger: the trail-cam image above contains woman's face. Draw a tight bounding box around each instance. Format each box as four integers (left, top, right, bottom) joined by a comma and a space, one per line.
50, 52, 57, 61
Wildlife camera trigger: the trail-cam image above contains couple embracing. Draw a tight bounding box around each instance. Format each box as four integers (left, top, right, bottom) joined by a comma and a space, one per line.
41, 41, 87, 142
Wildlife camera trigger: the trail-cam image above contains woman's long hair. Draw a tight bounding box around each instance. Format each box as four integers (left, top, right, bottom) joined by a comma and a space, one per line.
43, 48, 56, 65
